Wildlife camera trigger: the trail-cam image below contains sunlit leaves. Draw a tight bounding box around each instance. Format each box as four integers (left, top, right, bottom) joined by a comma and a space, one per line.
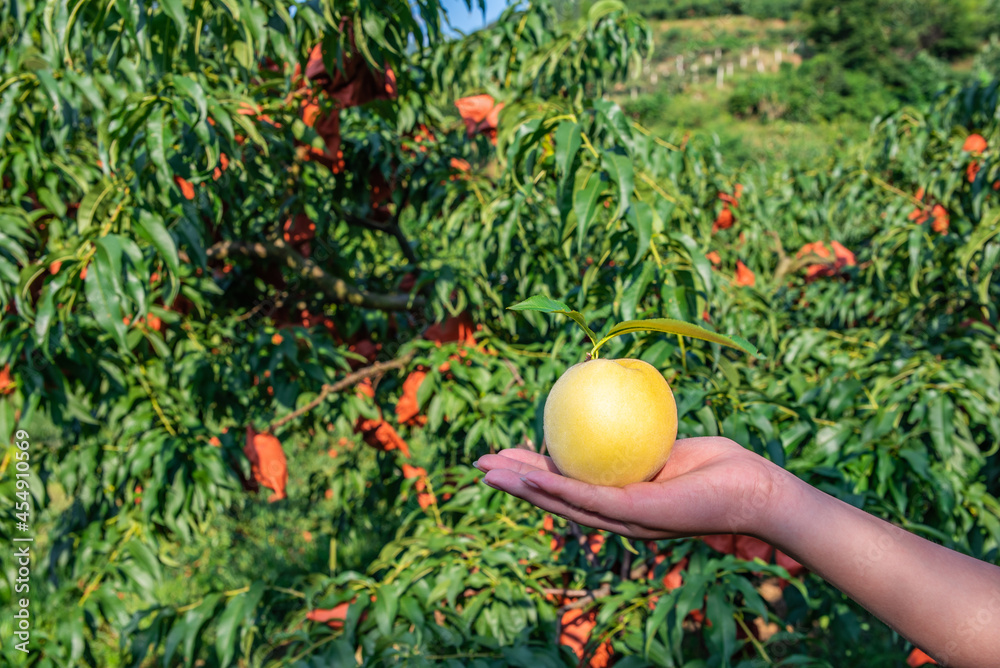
555, 120, 582, 224
626, 200, 653, 266
437, 0, 651, 100
84, 236, 128, 350
598, 318, 761, 358
602, 150, 634, 220
214, 593, 246, 667
159, 0, 188, 38
33, 270, 67, 346
508, 295, 597, 344
508, 294, 574, 313
171, 74, 208, 123
0, 81, 20, 152
146, 106, 172, 191
76, 178, 116, 234
573, 170, 603, 247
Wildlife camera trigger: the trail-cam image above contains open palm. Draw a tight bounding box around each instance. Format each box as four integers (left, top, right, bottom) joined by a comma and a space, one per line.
474, 437, 785, 540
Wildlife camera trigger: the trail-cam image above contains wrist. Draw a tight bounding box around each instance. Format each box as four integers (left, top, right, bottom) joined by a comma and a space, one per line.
745, 460, 813, 543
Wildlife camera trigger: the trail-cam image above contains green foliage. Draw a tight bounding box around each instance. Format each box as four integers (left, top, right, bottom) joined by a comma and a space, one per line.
805, 0, 983, 67
720, 0, 997, 124
738, 0, 805, 19
728, 57, 899, 123
974, 34, 1000, 81
629, 0, 804, 21
628, 0, 745, 20
1, 0, 999, 666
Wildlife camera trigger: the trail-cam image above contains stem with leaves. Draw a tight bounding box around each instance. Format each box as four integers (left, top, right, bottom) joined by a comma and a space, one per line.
508, 295, 762, 361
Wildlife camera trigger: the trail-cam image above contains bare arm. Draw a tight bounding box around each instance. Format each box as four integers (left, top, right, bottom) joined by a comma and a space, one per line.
763, 468, 1000, 668
475, 438, 1000, 667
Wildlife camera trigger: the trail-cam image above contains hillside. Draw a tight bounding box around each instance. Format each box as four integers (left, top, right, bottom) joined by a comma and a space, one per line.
617, 5, 1000, 165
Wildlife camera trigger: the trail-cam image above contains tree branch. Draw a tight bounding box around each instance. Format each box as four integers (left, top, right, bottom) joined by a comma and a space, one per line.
558, 583, 613, 611
568, 521, 599, 567
620, 548, 633, 581
501, 358, 526, 395
769, 231, 794, 285
769, 231, 834, 286
206, 239, 423, 311
269, 350, 416, 431
340, 211, 420, 266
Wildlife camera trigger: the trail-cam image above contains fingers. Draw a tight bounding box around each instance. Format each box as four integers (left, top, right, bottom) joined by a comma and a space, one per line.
474, 449, 560, 476
481, 466, 647, 536
475, 450, 629, 518
477, 458, 664, 537
520, 469, 635, 518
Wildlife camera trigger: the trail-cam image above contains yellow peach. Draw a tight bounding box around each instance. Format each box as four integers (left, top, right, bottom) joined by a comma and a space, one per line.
543, 358, 677, 487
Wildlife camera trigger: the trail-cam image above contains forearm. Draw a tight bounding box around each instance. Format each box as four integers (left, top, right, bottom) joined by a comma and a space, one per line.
759, 466, 1000, 668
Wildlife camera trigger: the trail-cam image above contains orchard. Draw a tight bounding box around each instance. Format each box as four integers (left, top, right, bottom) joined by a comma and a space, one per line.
0, 1, 998, 666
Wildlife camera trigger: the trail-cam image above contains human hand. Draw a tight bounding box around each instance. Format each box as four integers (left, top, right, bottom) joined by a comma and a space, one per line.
479, 438, 1000, 667
474, 437, 789, 541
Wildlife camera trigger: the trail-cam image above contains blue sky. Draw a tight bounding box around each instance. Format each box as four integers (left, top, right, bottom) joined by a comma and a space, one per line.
440, 0, 509, 35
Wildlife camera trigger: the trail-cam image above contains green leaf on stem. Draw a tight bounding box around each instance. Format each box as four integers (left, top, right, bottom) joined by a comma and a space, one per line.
555, 121, 582, 179
85, 236, 129, 351
171, 74, 207, 122
555, 121, 583, 225
626, 200, 653, 266
160, 0, 188, 37
602, 150, 634, 220
573, 171, 603, 249
508, 295, 573, 313
76, 178, 115, 234
595, 318, 761, 359
214, 593, 246, 667
508, 296, 598, 345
